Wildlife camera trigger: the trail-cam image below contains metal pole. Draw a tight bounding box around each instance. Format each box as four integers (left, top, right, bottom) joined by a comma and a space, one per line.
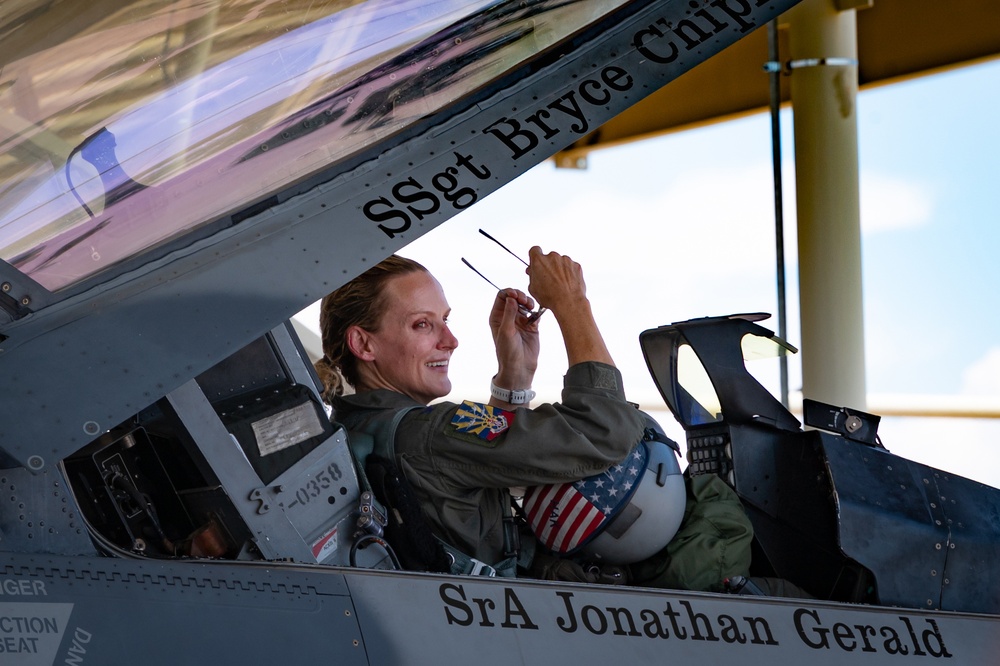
767, 19, 790, 410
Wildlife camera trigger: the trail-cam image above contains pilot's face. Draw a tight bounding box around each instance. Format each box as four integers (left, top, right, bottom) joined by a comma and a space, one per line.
357, 270, 458, 404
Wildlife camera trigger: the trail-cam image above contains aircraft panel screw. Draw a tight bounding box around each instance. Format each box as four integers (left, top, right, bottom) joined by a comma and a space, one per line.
1, 282, 9, 292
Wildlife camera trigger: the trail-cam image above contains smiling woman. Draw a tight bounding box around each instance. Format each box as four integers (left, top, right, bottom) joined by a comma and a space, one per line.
316, 249, 656, 575
347, 270, 460, 405
314, 255, 433, 402
314, 255, 463, 405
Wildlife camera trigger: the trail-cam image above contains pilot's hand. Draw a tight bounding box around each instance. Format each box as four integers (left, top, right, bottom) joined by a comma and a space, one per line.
525, 247, 588, 314
525, 247, 614, 367
489, 288, 539, 392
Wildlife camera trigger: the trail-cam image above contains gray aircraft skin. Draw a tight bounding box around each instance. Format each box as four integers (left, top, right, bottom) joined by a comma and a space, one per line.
1, 1, 998, 664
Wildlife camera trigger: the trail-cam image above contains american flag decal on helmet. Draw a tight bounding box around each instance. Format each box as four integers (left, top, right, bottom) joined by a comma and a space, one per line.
523, 442, 648, 554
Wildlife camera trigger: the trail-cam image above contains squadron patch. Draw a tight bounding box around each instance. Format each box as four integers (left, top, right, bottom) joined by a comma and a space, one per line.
448, 401, 514, 446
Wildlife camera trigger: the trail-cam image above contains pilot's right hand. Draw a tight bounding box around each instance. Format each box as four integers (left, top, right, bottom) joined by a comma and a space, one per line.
490, 288, 539, 397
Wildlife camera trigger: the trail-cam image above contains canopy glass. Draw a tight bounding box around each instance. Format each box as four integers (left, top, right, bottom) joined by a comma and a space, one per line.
0, 0, 627, 291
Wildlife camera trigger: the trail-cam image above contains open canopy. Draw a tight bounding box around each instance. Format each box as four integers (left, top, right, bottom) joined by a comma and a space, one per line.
0, 0, 801, 470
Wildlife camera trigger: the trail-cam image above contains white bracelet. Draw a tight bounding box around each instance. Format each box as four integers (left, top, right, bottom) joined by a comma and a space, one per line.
490, 380, 536, 405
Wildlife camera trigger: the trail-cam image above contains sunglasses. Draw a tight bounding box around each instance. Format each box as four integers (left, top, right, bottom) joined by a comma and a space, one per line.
461, 229, 547, 323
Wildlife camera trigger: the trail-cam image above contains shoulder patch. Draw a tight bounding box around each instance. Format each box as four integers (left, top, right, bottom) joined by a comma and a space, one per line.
447, 401, 515, 447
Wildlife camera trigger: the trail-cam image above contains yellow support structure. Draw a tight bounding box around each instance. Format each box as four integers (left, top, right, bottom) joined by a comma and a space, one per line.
787, 0, 867, 410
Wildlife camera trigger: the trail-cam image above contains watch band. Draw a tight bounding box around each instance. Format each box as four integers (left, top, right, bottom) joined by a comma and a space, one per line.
490, 380, 536, 405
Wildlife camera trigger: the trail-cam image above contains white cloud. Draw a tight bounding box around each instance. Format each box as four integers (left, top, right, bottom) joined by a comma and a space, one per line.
961, 348, 1000, 395
545, 163, 781, 278
860, 173, 934, 233
878, 416, 1000, 489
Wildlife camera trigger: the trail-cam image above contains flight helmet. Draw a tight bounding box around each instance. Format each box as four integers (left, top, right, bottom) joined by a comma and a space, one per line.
522, 412, 686, 564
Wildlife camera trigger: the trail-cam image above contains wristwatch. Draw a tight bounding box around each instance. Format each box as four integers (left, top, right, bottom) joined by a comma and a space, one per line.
490, 380, 536, 405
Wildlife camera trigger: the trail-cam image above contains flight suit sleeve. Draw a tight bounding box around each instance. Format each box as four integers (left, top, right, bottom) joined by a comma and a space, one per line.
403, 361, 647, 489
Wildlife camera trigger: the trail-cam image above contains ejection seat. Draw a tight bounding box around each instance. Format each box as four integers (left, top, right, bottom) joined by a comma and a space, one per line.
639, 314, 1000, 614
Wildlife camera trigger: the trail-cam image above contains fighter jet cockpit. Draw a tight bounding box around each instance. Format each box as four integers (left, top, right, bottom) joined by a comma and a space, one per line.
1, 1, 998, 663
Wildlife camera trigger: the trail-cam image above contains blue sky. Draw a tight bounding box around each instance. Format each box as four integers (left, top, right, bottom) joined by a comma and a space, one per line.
301, 58, 1000, 486
858, 61, 1000, 395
